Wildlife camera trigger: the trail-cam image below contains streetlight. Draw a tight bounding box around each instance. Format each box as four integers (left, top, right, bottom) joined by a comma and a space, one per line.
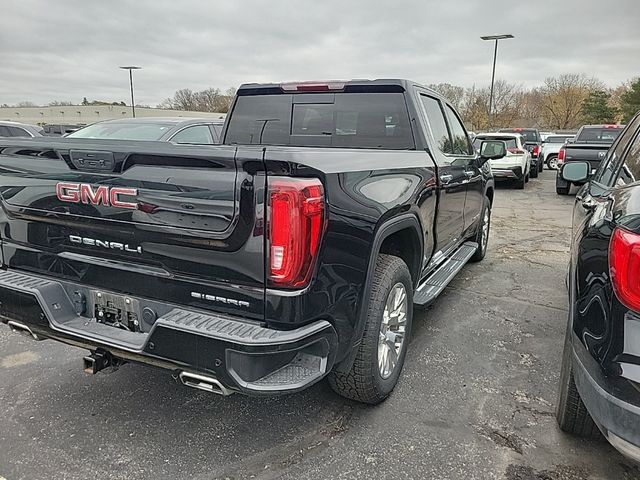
480, 34, 514, 129
119, 66, 141, 118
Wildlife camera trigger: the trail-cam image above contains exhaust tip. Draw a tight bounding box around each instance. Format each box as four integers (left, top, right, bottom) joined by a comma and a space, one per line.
7, 321, 40, 341
178, 371, 233, 396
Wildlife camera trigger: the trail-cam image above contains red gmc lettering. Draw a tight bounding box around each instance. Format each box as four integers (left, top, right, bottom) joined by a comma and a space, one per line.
56, 182, 80, 203
56, 182, 138, 210
80, 184, 109, 206
109, 188, 138, 209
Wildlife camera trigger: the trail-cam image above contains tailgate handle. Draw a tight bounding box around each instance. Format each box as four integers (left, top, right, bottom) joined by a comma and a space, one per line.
69, 150, 115, 171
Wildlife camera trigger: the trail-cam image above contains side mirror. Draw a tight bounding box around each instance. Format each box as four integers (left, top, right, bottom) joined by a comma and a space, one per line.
478, 140, 507, 165
562, 162, 590, 183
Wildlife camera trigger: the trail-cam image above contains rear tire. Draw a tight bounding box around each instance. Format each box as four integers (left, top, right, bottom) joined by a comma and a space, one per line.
516, 175, 526, 189
530, 166, 538, 179
328, 254, 413, 404
547, 155, 558, 170
556, 329, 602, 439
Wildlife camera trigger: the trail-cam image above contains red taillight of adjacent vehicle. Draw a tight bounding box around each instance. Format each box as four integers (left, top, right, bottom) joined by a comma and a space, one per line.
557, 147, 566, 164
268, 177, 325, 288
532, 145, 540, 157
609, 227, 640, 312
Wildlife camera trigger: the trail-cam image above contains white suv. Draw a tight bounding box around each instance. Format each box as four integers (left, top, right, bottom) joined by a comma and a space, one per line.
474, 133, 531, 189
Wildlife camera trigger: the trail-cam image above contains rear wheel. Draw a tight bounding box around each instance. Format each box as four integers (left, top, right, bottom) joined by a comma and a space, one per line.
516, 174, 526, 189
530, 165, 538, 179
556, 328, 602, 439
328, 254, 413, 404
539, 159, 544, 173
547, 156, 559, 170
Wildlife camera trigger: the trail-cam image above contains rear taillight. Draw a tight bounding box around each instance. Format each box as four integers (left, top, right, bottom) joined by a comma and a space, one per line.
609, 228, 640, 312
507, 148, 525, 154
557, 148, 566, 164
268, 177, 325, 288
532, 145, 540, 157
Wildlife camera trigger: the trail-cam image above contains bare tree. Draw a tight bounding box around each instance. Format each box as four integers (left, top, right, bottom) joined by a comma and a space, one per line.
534, 74, 603, 129
428, 83, 466, 111
461, 80, 525, 130
159, 87, 236, 113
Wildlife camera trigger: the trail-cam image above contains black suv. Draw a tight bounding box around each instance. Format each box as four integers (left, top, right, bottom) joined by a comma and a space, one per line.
499, 128, 543, 175
557, 111, 640, 462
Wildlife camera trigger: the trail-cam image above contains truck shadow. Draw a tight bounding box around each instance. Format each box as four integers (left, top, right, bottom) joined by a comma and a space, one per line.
4, 350, 359, 479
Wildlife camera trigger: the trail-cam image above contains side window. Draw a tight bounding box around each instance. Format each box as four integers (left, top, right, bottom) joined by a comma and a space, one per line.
7, 126, 30, 137
170, 125, 214, 144
596, 121, 640, 186
443, 105, 473, 155
0, 126, 11, 137
420, 95, 452, 154
613, 128, 640, 187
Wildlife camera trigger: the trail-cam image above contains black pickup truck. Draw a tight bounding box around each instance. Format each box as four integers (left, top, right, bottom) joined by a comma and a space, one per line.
556, 124, 624, 195
0, 79, 502, 404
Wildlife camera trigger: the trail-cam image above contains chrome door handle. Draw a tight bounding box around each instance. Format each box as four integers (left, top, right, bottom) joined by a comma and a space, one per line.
440, 174, 454, 185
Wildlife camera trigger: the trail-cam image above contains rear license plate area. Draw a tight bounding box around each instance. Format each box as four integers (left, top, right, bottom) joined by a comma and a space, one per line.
91, 291, 141, 332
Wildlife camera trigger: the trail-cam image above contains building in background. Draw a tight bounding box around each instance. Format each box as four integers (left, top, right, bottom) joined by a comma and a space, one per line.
0, 105, 226, 126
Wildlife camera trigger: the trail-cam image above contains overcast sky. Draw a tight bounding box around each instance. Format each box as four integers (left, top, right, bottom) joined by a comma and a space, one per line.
1, 0, 639, 106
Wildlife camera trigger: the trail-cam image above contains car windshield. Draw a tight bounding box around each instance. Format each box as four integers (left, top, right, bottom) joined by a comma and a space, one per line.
68, 122, 174, 141
576, 127, 623, 144
499, 129, 538, 142
474, 137, 517, 150
545, 136, 573, 143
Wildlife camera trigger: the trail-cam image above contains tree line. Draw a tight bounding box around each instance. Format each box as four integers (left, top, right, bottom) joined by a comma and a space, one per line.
4, 75, 640, 126
429, 74, 640, 131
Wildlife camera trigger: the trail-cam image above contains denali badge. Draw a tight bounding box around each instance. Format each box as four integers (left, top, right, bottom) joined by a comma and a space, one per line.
598, 151, 606, 159
69, 235, 142, 254
56, 182, 138, 210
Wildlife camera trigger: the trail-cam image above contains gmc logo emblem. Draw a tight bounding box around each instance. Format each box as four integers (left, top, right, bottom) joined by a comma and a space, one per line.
56, 182, 138, 210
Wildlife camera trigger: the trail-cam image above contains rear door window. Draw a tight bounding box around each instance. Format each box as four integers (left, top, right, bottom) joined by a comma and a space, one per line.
420, 95, 452, 154
225, 92, 415, 149
170, 125, 214, 144
7, 126, 30, 137
443, 104, 473, 155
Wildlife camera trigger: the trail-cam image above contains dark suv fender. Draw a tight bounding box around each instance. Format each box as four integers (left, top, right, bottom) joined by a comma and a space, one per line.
333, 213, 424, 373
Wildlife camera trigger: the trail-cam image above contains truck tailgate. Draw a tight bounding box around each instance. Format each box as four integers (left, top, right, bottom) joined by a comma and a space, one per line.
564, 144, 609, 172
0, 139, 266, 320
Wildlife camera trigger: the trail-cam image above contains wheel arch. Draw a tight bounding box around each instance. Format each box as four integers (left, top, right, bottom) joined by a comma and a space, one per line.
333, 213, 423, 373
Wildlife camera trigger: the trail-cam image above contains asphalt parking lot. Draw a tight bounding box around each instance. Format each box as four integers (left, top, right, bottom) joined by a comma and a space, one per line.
0, 170, 639, 480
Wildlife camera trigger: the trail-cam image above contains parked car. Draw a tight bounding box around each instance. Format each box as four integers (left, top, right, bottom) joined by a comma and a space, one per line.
474, 132, 531, 188
43, 124, 85, 136
498, 128, 543, 173
540, 134, 575, 170
0, 120, 44, 138
556, 111, 640, 463
555, 124, 625, 195
0, 79, 500, 405
68, 117, 225, 144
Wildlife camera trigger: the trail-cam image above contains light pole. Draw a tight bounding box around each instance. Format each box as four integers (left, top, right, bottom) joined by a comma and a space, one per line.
480, 34, 513, 129
119, 66, 141, 118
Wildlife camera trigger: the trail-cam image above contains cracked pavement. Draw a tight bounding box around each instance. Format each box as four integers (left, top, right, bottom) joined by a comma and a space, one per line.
0, 171, 639, 479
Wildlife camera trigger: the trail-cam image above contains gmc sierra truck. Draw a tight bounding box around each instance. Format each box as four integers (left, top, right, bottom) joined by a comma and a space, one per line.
0, 79, 502, 404
556, 124, 624, 195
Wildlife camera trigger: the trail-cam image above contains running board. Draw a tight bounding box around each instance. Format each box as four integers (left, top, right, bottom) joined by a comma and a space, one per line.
414, 242, 478, 305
